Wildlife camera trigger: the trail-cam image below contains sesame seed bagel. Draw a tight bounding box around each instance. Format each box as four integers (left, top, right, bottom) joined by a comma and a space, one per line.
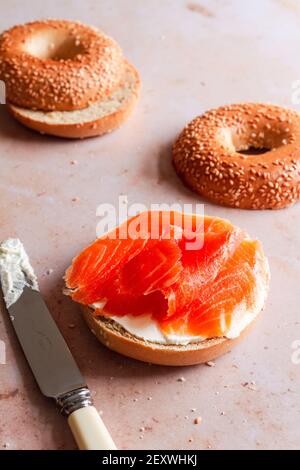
0, 19, 123, 111
173, 103, 300, 209
7, 61, 140, 139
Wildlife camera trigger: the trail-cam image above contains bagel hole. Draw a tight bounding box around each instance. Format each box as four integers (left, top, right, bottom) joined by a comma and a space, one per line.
24, 30, 85, 61
238, 147, 271, 156
231, 125, 289, 155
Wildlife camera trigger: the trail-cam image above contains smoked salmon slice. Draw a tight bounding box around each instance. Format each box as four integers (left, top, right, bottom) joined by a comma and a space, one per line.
65, 211, 269, 340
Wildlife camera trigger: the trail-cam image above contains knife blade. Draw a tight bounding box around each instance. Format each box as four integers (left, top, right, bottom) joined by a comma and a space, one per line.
0, 238, 116, 450
8, 286, 86, 398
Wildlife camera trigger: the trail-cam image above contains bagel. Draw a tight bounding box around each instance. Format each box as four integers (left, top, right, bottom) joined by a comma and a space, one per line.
7, 61, 140, 139
173, 103, 300, 209
0, 19, 123, 111
64, 211, 270, 367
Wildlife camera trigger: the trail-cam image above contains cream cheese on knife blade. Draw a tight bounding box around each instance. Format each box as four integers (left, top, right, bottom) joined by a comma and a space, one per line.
0, 238, 39, 308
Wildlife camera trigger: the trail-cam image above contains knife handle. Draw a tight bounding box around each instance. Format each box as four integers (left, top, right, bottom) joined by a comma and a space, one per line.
68, 406, 117, 450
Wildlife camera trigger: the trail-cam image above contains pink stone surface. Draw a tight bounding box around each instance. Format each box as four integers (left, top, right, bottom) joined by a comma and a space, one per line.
0, 0, 300, 450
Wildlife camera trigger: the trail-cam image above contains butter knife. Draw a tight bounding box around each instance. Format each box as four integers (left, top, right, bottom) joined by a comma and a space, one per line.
0, 238, 116, 450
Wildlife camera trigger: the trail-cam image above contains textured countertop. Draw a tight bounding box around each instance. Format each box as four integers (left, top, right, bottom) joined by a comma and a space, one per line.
0, 0, 299, 450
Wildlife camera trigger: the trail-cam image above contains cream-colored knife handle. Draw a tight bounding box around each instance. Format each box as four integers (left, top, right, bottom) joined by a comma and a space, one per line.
68, 406, 117, 450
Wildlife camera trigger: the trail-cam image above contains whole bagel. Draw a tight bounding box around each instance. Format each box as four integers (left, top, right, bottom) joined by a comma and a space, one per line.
173, 103, 300, 209
0, 19, 124, 111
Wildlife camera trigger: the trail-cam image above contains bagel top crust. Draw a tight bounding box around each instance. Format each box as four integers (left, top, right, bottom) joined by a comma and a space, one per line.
173, 103, 300, 209
0, 19, 124, 111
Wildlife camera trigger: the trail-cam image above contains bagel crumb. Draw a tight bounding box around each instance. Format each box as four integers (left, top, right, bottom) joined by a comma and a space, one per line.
205, 361, 215, 367
242, 381, 257, 391
194, 416, 202, 425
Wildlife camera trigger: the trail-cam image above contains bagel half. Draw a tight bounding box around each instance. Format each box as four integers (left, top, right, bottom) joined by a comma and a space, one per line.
81, 236, 269, 368
7, 61, 140, 139
82, 305, 262, 367
0, 19, 124, 111
64, 212, 270, 367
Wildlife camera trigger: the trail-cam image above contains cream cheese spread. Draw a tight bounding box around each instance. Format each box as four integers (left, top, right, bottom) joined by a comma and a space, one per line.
0, 238, 39, 308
